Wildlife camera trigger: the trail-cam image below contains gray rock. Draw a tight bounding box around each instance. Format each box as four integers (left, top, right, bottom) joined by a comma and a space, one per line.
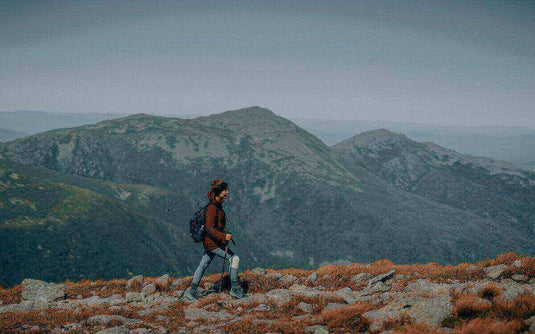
335, 287, 357, 304
323, 303, 347, 311
466, 280, 493, 295
125, 292, 145, 303
511, 274, 529, 283
266, 288, 292, 305
126, 275, 144, 289
297, 302, 312, 313
351, 273, 372, 284
87, 314, 126, 325
512, 260, 523, 268
170, 278, 182, 290
279, 274, 298, 284
141, 283, 156, 295
305, 272, 318, 284
155, 274, 170, 287
79, 295, 106, 307
304, 325, 329, 334
360, 281, 391, 296
0, 303, 34, 313
368, 270, 396, 286
405, 296, 453, 326
404, 279, 451, 296
252, 304, 270, 312
525, 314, 535, 332
267, 272, 283, 280
184, 308, 234, 321
364, 309, 402, 332
137, 303, 169, 316
96, 327, 128, 334
483, 265, 508, 280
21, 279, 66, 303
363, 295, 452, 331
251, 267, 267, 275
129, 329, 152, 334
497, 279, 530, 301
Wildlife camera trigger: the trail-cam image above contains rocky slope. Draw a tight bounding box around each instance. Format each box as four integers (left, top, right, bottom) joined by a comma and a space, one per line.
0, 253, 533, 333
332, 129, 535, 238
1, 107, 533, 286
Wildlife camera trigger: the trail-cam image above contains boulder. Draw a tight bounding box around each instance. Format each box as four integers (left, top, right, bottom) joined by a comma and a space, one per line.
155, 274, 170, 287
304, 325, 329, 334
125, 292, 145, 303
351, 273, 372, 284
483, 265, 508, 280
497, 279, 530, 302
184, 308, 234, 321
525, 314, 535, 332
297, 302, 312, 313
267, 272, 283, 280
266, 289, 292, 305
141, 283, 156, 295
364, 295, 452, 331
335, 287, 357, 304
95, 327, 127, 334
251, 267, 267, 275
21, 279, 66, 303
323, 302, 347, 311
87, 314, 126, 326
360, 281, 391, 296
252, 304, 270, 312
279, 274, 298, 284
368, 270, 396, 286
305, 272, 318, 284
511, 274, 529, 283
126, 275, 144, 289
404, 279, 451, 296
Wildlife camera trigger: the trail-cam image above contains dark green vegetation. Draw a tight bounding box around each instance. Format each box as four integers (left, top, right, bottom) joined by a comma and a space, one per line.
1, 107, 533, 286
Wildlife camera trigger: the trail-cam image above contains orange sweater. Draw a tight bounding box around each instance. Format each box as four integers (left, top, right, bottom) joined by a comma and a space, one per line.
203, 190, 227, 251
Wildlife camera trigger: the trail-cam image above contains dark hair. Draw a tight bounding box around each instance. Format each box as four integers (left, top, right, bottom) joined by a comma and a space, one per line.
210, 179, 228, 196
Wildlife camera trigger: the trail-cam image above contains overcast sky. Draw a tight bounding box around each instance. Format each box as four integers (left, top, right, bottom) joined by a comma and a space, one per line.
1, 0, 534, 127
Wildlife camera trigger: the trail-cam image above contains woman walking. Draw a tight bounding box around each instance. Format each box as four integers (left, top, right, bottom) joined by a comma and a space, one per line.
187, 179, 245, 300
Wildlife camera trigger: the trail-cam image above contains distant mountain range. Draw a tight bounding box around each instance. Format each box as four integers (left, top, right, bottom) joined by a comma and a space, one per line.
0, 107, 533, 286
2, 110, 534, 171
291, 118, 535, 172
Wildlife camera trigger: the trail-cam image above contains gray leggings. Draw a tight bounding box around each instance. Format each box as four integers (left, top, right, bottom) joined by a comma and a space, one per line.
191, 246, 240, 286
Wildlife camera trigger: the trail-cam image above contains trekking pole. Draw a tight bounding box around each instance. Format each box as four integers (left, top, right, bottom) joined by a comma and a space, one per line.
219, 242, 228, 293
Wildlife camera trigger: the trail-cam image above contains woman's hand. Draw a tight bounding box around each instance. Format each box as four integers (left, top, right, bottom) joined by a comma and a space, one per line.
225, 233, 232, 241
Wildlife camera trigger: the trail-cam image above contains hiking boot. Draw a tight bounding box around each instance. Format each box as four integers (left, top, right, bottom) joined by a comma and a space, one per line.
230, 284, 245, 299
186, 285, 200, 300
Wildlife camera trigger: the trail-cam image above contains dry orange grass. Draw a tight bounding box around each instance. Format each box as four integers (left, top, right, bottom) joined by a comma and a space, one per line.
382, 312, 413, 331
387, 323, 439, 333
321, 301, 374, 332
0, 284, 22, 305
64, 278, 129, 299
221, 316, 271, 334
454, 295, 493, 319
0, 305, 110, 332
478, 282, 502, 301
492, 293, 535, 320
455, 318, 525, 334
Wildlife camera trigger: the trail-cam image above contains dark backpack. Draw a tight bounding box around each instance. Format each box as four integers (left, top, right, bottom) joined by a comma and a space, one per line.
189, 202, 214, 242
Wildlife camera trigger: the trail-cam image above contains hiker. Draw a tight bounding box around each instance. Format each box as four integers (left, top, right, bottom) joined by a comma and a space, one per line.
187, 179, 245, 300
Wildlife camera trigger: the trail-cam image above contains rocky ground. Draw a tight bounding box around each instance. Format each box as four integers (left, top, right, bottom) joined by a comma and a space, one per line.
0, 253, 534, 333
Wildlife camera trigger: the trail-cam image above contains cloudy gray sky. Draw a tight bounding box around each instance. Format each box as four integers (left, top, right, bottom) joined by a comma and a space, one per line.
1, 0, 534, 127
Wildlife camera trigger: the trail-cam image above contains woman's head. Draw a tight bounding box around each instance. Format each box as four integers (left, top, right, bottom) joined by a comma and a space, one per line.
210, 179, 229, 198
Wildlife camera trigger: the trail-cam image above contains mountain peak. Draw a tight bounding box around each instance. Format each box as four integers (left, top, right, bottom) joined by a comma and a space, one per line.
214, 106, 275, 118
333, 128, 412, 151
